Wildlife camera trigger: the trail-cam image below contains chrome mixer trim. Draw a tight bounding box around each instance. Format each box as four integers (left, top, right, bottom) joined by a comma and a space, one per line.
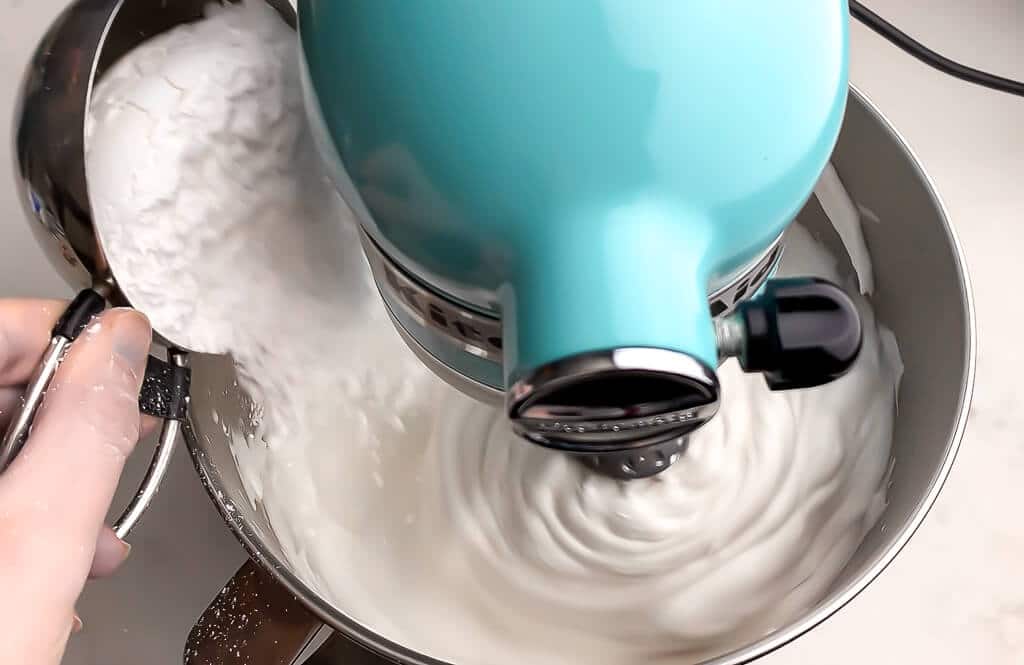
362, 224, 785, 368
507, 347, 721, 454
714, 315, 746, 359
359, 228, 504, 363
707, 234, 785, 318
515, 402, 719, 454
382, 301, 505, 406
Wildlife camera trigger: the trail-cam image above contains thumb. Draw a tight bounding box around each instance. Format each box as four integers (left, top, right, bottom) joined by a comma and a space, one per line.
0, 308, 150, 657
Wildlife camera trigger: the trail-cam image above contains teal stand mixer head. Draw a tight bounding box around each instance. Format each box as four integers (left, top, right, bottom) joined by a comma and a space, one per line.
298, 1, 862, 478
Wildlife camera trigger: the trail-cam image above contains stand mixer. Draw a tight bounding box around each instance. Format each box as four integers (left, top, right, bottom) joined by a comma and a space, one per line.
298, 1, 862, 477
15, 0, 1011, 488
0, 1, 984, 663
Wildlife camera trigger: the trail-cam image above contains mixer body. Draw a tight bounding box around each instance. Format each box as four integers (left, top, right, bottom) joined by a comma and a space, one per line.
298, 0, 855, 470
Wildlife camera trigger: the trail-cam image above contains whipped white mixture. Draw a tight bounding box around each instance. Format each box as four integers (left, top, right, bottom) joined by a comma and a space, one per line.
86, 3, 903, 664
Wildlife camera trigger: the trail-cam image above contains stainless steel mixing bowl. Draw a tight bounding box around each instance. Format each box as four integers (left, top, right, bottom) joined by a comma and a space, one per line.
180, 88, 975, 664
8, 0, 298, 539
16, 1, 970, 662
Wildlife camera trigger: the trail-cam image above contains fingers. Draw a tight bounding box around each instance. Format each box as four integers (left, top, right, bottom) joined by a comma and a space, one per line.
17, 307, 152, 529
0, 385, 21, 430
4, 384, 161, 438
0, 308, 151, 622
89, 525, 132, 579
142, 414, 161, 439
0, 300, 65, 387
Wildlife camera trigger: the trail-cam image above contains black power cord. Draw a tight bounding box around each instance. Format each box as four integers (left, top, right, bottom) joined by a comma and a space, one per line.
850, 0, 1024, 98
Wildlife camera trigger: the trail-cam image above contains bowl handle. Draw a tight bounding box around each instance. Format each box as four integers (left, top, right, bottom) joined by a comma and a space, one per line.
111, 350, 189, 537
184, 559, 325, 665
0, 289, 191, 539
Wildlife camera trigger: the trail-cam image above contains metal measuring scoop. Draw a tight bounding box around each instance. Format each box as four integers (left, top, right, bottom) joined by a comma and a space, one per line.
3, 0, 296, 538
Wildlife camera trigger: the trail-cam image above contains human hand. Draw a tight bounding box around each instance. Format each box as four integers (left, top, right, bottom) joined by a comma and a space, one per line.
0, 300, 153, 665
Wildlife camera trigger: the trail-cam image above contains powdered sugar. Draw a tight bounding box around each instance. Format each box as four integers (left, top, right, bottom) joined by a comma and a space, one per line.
86, 0, 361, 356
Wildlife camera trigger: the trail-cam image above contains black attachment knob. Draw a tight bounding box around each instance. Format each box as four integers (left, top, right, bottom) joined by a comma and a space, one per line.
730, 278, 862, 391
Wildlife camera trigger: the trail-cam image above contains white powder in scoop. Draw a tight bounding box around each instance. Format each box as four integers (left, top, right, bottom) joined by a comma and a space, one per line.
86, 3, 903, 664
85, 0, 370, 357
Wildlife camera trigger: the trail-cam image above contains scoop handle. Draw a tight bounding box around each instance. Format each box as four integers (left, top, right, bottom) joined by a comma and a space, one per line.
730, 277, 863, 390
0, 289, 105, 469
0, 288, 191, 539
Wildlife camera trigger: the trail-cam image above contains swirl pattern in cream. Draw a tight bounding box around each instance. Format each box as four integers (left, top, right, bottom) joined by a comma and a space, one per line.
247, 226, 902, 665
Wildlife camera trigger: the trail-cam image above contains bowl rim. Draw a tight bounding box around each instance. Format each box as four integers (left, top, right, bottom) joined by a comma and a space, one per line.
183, 83, 978, 665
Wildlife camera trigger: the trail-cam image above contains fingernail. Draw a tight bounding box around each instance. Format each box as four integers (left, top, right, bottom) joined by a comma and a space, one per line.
108, 309, 151, 368
71, 614, 83, 634
90, 526, 132, 578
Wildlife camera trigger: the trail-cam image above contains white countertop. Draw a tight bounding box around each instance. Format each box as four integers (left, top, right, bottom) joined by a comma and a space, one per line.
1, 1, 1022, 663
